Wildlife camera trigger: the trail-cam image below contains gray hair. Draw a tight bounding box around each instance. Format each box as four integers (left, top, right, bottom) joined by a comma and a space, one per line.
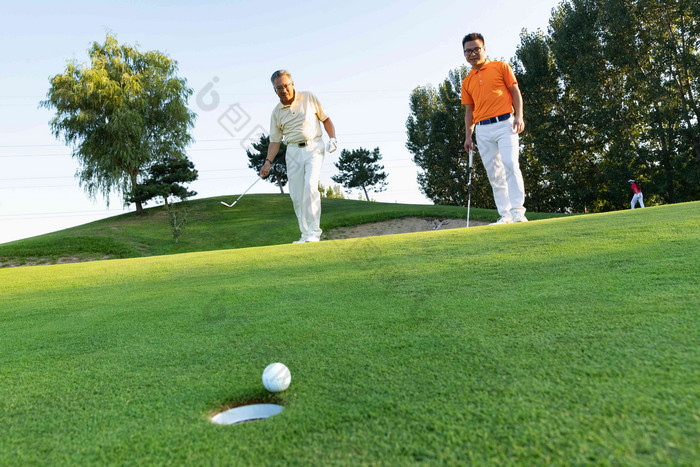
270, 70, 292, 84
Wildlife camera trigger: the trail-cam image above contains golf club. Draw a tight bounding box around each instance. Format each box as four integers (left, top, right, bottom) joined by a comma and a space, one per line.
221, 177, 262, 208
466, 148, 473, 227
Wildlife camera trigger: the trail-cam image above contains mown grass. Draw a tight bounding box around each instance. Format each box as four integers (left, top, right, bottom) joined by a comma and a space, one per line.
0, 194, 566, 265
0, 202, 698, 465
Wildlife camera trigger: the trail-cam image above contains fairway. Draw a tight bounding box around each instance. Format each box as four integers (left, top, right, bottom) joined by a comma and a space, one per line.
1, 202, 699, 464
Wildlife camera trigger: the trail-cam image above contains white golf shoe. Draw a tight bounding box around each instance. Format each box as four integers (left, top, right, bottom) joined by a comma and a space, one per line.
490, 216, 513, 225
305, 236, 321, 243
292, 236, 308, 244
513, 213, 529, 223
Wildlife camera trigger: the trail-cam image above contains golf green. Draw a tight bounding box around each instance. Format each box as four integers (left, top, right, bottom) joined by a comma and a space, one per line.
1, 202, 698, 464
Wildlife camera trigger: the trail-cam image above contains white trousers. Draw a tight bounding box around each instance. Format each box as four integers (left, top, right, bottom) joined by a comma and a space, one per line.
631, 192, 644, 209
286, 139, 325, 238
475, 118, 526, 218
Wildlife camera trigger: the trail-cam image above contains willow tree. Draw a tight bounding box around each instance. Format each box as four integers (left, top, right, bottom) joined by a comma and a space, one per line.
41, 34, 196, 213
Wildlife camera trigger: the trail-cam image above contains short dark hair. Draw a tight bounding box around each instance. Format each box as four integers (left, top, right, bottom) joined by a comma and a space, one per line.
462, 33, 485, 48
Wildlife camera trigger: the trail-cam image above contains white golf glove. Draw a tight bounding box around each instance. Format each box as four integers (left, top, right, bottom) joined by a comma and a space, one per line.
327, 138, 337, 153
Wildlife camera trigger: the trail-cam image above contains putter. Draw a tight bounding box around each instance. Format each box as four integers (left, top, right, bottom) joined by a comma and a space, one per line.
221, 177, 262, 208
466, 149, 473, 227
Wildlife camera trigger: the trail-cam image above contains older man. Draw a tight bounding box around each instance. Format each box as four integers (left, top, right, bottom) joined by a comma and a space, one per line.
461, 32, 527, 224
260, 70, 337, 243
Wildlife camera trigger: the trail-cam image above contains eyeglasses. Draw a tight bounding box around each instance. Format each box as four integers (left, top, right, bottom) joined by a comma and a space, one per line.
274, 82, 293, 92
464, 47, 483, 56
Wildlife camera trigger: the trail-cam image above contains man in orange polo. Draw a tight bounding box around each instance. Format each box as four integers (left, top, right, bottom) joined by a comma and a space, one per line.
461, 32, 527, 224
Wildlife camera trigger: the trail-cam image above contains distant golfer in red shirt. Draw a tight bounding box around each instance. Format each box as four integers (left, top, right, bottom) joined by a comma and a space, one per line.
629, 179, 645, 209
461, 32, 527, 224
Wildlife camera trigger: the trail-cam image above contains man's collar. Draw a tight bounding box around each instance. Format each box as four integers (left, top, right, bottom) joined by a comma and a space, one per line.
280, 91, 302, 108
471, 59, 491, 72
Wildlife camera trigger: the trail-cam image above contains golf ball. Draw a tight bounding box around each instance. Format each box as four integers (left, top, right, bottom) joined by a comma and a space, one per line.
262, 362, 291, 392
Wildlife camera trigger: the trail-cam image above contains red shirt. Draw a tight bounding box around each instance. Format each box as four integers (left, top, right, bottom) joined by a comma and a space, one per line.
631, 183, 641, 194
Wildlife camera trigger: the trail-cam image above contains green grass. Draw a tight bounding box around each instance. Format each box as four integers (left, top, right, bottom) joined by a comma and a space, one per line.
1, 202, 698, 464
0, 194, 566, 266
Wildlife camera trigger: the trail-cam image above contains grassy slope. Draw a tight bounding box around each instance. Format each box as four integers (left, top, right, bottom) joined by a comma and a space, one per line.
0, 194, 563, 265
0, 202, 698, 464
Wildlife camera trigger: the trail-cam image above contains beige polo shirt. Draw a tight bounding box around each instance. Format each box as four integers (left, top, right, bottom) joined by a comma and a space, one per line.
269, 91, 328, 144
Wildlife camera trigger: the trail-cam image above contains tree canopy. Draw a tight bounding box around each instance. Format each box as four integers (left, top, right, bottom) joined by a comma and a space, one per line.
406, 68, 494, 209
332, 147, 388, 201
246, 134, 287, 193
41, 33, 196, 213
515, 0, 700, 211
125, 155, 198, 208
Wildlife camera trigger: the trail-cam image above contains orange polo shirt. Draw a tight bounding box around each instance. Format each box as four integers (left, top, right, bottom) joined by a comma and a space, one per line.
461, 59, 518, 124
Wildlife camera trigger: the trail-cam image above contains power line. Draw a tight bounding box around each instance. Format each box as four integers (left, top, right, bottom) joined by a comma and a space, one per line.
0, 140, 409, 158
0, 175, 76, 182
0, 166, 419, 190
0, 169, 246, 182
0, 175, 275, 190
0, 160, 418, 183
0, 208, 132, 220
0, 130, 407, 149
0, 88, 410, 100
0, 144, 410, 159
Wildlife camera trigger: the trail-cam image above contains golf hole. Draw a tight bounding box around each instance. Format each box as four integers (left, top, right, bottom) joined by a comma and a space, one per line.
211, 403, 283, 425
209, 396, 284, 426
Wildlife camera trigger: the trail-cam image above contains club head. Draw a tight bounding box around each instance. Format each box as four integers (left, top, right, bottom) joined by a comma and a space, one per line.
221, 201, 234, 208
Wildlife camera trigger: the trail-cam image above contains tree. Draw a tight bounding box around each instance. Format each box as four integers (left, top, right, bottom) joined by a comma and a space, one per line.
406, 68, 494, 208
246, 134, 287, 193
332, 147, 388, 201
513, 30, 600, 213
166, 202, 189, 244
41, 33, 196, 214
125, 155, 198, 208
318, 182, 346, 199
507, 0, 700, 211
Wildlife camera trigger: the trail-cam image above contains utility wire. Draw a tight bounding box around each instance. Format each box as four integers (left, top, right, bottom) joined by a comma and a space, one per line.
0, 131, 406, 149
0, 165, 419, 189
0, 162, 418, 184
0, 208, 133, 219
0, 139, 409, 157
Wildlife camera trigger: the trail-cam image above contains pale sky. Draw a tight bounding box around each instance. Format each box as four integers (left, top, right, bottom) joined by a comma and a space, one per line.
0, 0, 561, 244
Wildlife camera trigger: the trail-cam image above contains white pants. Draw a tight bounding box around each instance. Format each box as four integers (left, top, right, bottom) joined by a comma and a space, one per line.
631, 192, 644, 209
475, 118, 526, 218
286, 138, 325, 238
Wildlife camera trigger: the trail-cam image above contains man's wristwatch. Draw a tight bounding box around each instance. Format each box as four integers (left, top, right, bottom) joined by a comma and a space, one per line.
264, 158, 272, 165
